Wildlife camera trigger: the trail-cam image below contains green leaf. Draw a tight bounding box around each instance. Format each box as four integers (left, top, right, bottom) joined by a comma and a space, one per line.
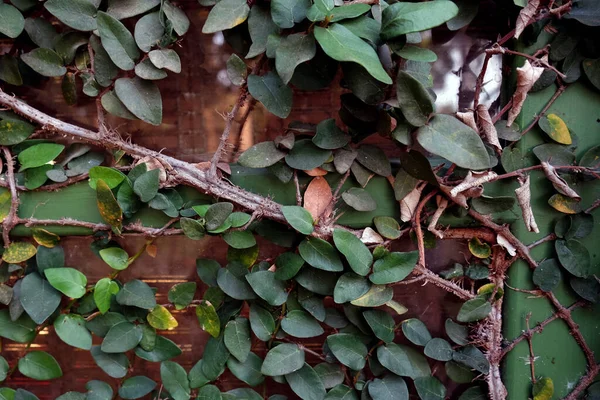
285, 363, 326, 400
147, 305, 178, 330
18, 143, 64, 171
350, 285, 393, 307
370, 251, 418, 285
161, 361, 190, 400
201, 335, 230, 380
452, 345, 489, 375
162, 0, 189, 35
0, 388, 15, 400
556, 239, 591, 277
195, 299, 221, 337
44, 0, 97, 31
101, 321, 143, 353
261, 343, 305, 376
99, 247, 129, 271
397, 150, 438, 185
134, 335, 182, 362
247, 5, 280, 58
342, 188, 376, 212
299, 237, 343, 272
217, 265, 256, 300
0, 55, 22, 85
580, 144, 600, 167
188, 361, 210, 390
227, 351, 265, 387
86, 312, 126, 337
368, 375, 408, 400
313, 363, 344, 389
148, 49, 181, 74
134, 11, 164, 52
275, 33, 316, 84
249, 303, 275, 341
533, 143, 575, 166
397, 46, 437, 62
401, 318, 431, 346
86, 380, 113, 400
54, 314, 92, 350
570, 276, 600, 303
413, 376, 446, 400
282, 310, 324, 338
247, 72, 292, 118
90, 346, 128, 378
133, 169, 160, 202
116, 279, 157, 310
566, 1, 600, 26
445, 360, 475, 384
168, 282, 196, 310
532, 259, 562, 292
271, 0, 310, 28
377, 343, 431, 378
295, 268, 337, 296
20, 272, 61, 324
227, 54, 247, 86
471, 196, 516, 214
2, 242, 37, 264
381, 1, 458, 39
0, 4, 24, 38
246, 270, 288, 306
0, 119, 34, 146
468, 238, 491, 259
325, 385, 358, 400
312, 119, 350, 150
363, 309, 395, 343
135, 59, 167, 80
96, 11, 139, 70
197, 385, 222, 400
96, 180, 123, 233
333, 229, 372, 276
275, 252, 304, 280
118, 376, 156, 400
0, 309, 36, 343
333, 273, 370, 304
396, 70, 434, 127
285, 139, 332, 170
202, 0, 249, 33
18, 351, 62, 380
197, 258, 220, 287
224, 318, 251, 362
223, 230, 256, 249
373, 216, 402, 240
356, 145, 391, 177
238, 141, 286, 168
416, 114, 490, 170
115, 77, 162, 125
206, 202, 234, 231
180, 217, 205, 240
327, 333, 367, 370
457, 298, 491, 322
282, 206, 314, 235
314, 24, 391, 84
88, 166, 126, 189
424, 338, 453, 361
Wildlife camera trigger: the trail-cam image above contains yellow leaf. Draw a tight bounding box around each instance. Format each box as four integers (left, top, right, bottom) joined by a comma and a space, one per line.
533, 377, 554, 400
0, 190, 11, 221
548, 194, 581, 214
477, 283, 504, 300
32, 228, 60, 248
195, 300, 220, 338
468, 237, 491, 258
96, 179, 123, 234
2, 242, 37, 263
542, 114, 571, 145
147, 305, 178, 330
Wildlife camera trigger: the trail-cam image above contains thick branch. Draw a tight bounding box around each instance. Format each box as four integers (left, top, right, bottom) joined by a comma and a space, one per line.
0, 90, 335, 239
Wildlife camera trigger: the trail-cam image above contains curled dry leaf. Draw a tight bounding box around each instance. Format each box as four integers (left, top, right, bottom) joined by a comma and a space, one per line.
136, 156, 168, 183
515, 175, 539, 233
361, 227, 384, 244
515, 0, 540, 39
428, 195, 449, 239
541, 161, 581, 199
450, 171, 498, 198
508, 59, 544, 126
456, 111, 478, 132
400, 182, 426, 222
268, 264, 277, 272
476, 104, 502, 151
439, 183, 468, 208
303, 176, 333, 220
497, 234, 516, 256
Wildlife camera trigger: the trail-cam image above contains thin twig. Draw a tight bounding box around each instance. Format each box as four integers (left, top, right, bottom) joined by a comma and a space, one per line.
527, 233, 556, 249
2, 147, 19, 247
519, 84, 568, 137
293, 170, 302, 206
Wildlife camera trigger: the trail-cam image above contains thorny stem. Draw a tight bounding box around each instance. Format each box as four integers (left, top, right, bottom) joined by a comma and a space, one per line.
527, 233, 557, 249
525, 313, 537, 384
519, 84, 568, 137
293, 170, 302, 206
2, 147, 19, 247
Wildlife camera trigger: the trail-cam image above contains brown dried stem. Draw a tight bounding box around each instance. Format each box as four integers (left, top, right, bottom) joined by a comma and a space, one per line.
2, 147, 19, 247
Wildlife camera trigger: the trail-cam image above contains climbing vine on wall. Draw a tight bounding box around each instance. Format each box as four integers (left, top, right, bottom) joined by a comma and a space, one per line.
0, 0, 599, 399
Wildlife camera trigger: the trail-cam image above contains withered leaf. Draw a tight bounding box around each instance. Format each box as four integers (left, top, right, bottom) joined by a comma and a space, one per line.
303, 176, 333, 220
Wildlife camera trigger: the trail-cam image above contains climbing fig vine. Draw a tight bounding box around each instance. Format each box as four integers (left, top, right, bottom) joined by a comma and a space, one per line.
0, 0, 599, 400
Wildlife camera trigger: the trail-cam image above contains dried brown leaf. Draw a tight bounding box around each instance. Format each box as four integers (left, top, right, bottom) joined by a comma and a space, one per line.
515, 175, 539, 233
439, 183, 468, 209
541, 161, 581, 199
515, 0, 540, 39
508, 59, 544, 126
304, 167, 328, 176
400, 182, 425, 222
361, 227, 384, 244
428, 195, 449, 239
476, 104, 502, 151
137, 156, 167, 183
303, 176, 333, 220
456, 111, 478, 132
450, 171, 497, 197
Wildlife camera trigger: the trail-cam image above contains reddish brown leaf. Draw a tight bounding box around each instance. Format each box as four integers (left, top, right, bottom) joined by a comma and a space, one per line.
515, 0, 540, 39
304, 167, 328, 176
303, 176, 333, 220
